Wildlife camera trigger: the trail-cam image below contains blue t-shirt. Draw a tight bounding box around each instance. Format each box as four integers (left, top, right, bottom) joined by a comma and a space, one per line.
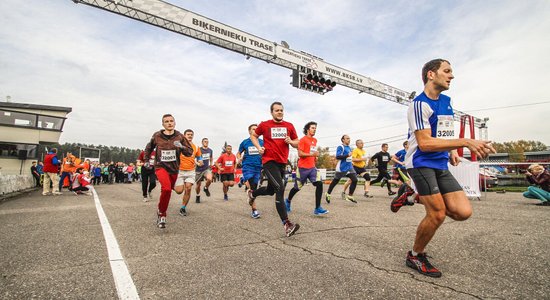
335, 144, 353, 172
238, 138, 264, 169
196, 147, 213, 172
405, 92, 454, 170
394, 149, 406, 169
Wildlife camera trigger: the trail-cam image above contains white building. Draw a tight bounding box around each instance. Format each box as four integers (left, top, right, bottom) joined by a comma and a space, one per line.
0, 101, 71, 194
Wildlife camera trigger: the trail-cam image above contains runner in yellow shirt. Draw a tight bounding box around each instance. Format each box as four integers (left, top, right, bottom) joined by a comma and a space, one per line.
343, 139, 373, 198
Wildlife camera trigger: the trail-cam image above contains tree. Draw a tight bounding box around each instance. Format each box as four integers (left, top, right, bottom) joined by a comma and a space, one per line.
316, 146, 335, 169
491, 140, 547, 162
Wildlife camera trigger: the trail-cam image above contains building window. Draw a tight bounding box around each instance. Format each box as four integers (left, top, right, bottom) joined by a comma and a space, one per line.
37, 115, 65, 130
0, 142, 38, 159
0, 109, 65, 131
0, 110, 36, 127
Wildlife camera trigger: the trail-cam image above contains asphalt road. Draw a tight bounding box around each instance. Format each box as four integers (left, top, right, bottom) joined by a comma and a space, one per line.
1, 181, 549, 299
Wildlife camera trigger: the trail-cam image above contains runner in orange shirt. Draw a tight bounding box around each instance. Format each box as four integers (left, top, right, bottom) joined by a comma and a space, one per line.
174, 129, 203, 216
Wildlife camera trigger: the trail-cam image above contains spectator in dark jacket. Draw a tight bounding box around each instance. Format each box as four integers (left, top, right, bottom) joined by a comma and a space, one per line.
523, 164, 550, 206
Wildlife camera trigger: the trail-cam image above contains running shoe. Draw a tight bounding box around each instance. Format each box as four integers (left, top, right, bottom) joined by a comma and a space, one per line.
53, 191, 62, 195
341, 191, 346, 200
247, 189, 256, 206
223, 194, 228, 201
285, 198, 292, 213
148, 192, 153, 199
204, 187, 211, 197
73, 191, 79, 195
179, 207, 187, 216
391, 185, 415, 212
196, 195, 201, 203
157, 215, 166, 229
364, 191, 373, 198
251, 210, 261, 219
388, 191, 396, 196
284, 221, 300, 237
345, 194, 357, 203
313, 206, 329, 216
405, 251, 442, 278
42, 192, 50, 196
536, 201, 550, 206
380, 178, 387, 188
325, 193, 331, 204
143, 196, 149, 202
238, 182, 242, 188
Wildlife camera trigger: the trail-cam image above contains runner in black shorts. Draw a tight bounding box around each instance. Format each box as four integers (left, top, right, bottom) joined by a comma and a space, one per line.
370, 143, 398, 195
400, 58, 495, 278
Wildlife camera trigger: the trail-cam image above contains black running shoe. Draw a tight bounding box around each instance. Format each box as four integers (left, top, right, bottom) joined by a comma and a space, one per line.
179, 207, 187, 216
203, 187, 211, 197
388, 191, 396, 196
406, 251, 442, 278
381, 178, 387, 188
196, 195, 201, 203
156, 214, 166, 229
284, 221, 300, 237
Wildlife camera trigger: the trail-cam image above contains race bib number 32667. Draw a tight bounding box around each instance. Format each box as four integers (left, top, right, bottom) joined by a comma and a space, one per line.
271, 127, 287, 139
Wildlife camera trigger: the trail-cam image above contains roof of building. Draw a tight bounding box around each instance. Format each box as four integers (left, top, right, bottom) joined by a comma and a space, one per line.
0, 101, 72, 113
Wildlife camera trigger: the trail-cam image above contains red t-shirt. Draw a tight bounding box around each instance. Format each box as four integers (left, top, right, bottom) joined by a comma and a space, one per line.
216, 153, 237, 174
298, 135, 317, 169
255, 119, 298, 164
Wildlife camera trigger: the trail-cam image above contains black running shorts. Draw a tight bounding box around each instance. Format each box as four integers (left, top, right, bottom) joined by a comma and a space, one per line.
407, 167, 462, 196
220, 173, 235, 182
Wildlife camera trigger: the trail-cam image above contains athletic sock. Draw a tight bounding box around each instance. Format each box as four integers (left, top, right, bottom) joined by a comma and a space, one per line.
411, 250, 419, 256
181, 205, 186, 209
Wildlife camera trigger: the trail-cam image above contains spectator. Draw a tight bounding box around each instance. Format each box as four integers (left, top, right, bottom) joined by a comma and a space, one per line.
30, 161, 41, 187
523, 164, 550, 206
42, 148, 62, 196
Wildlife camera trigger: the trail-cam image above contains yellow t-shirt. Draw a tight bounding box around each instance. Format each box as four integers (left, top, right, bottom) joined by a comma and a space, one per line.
179, 143, 201, 171
352, 148, 367, 168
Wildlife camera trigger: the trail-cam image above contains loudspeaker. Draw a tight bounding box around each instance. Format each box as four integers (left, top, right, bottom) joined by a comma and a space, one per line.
18, 150, 28, 160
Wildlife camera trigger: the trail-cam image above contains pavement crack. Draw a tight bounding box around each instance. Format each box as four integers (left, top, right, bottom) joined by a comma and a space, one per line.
280, 241, 483, 299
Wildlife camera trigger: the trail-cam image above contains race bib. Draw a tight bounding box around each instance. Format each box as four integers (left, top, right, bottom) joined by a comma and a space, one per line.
310, 146, 317, 153
436, 115, 455, 140
248, 146, 259, 155
271, 127, 287, 139
225, 160, 233, 167
346, 156, 352, 163
148, 158, 155, 165
160, 150, 176, 162
202, 153, 210, 160
382, 156, 389, 162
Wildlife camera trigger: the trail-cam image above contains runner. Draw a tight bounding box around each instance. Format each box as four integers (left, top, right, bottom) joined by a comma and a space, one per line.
391, 141, 411, 185
174, 129, 203, 216
137, 149, 157, 202
343, 139, 373, 198
237, 124, 264, 218
325, 135, 358, 204
195, 137, 214, 203
400, 58, 495, 277
248, 101, 300, 237
370, 143, 398, 195
143, 114, 193, 229
216, 145, 237, 201
285, 121, 328, 215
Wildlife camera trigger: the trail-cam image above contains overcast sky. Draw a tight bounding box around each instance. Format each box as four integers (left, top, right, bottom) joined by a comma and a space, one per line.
1, 0, 549, 158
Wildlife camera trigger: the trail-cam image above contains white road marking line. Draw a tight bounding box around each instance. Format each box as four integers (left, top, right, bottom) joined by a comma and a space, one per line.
92, 189, 140, 300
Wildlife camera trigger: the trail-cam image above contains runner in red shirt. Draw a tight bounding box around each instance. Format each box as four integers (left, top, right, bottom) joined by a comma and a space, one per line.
248, 101, 300, 237
216, 145, 237, 201
143, 114, 193, 229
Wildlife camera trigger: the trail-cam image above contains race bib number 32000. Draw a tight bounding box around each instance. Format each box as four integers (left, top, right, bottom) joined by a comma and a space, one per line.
436, 115, 455, 140
271, 127, 287, 139
160, 150, 176, 162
